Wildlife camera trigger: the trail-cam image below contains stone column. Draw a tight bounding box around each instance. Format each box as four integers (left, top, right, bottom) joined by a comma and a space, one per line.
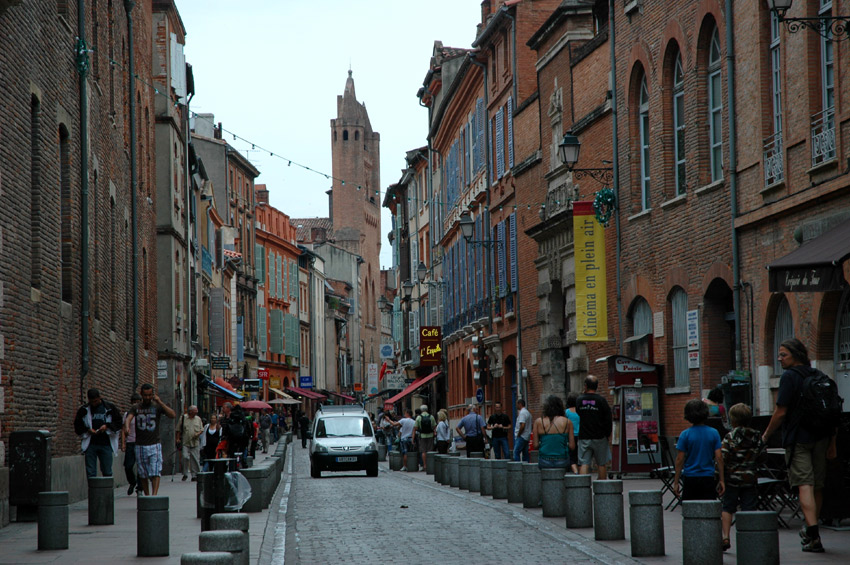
491, 460, 508, 499
735, 511, 778, 565
522, 463, 541, 509
433, 455, 444, 484
629, 490, 665, 557
448, 456, 460, 488
37, 491, 69, 551
211, 513, 250, 565
593, 480, 625, 541
540, 468, 566, 517
137, 496, 170, 557
405, 451, 419, 472
180, 552, 234, 564
507, 462, 524, 503
425, 452, 437, 475
197, 472, 212, 519
468, 458, 481, 493
682, 500, 722, 565
199, 530, 244, 564
564, 474, 593, 528
87, 476, 114, 525
479, 459, 493, 497
458, 458, 471, 490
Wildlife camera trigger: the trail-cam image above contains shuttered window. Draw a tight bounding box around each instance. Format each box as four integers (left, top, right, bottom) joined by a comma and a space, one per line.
498, 221, 507, 297
268, 251, 275, 298
255, 244, 265, 285
507, 97, 514, 169
509, 212, 518, 293
269, 308, 282, 354
773, 297, 794, 376
258, 306, 267, 355
210, 287, 225, 353
495, 107, 505, 179
671, 288, 689, 388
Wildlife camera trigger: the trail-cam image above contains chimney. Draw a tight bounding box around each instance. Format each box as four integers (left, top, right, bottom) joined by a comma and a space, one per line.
193, 113, 216, 138
214, 121, 223, 140
255, 184, 269, 205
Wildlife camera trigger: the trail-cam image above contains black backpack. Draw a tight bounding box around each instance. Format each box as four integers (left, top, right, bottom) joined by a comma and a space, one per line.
419, 414, 434, 434
226, 412, 248, 445
793, 367, 844, 439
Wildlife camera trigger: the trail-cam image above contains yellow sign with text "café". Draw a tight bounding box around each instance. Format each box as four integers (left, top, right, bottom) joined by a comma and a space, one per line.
573, 202, 608, 341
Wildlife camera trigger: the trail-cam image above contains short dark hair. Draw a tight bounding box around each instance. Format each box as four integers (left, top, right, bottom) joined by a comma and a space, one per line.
543, 395, 566, 420
130, 392, 141, 403
87, 388, 101, 400
780, 338, 810, 366
684, 399, 709, 424
566, 392, 578, 408
140, 383, 154, 393
516, 399, 525, 408
707, 387, 724, 404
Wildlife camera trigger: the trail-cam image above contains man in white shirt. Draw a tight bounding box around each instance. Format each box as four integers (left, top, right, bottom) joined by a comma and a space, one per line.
395, 409, 416, 470
513, 399, 532, 462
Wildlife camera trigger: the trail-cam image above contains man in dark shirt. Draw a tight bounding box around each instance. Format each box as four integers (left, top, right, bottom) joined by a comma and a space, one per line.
763, 338, 837, 553
576, 375, 613, 479
486, 402, 512, 459
74, 388, 123, 478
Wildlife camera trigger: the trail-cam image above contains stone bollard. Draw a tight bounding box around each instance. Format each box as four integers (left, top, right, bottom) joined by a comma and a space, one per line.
479, 459, 493, 496
377, 443, 387, 462
629, 490, 665, 557
507, 462, 524, 503
470, 451, 484, 459
448, 455, 460, 488
88, 476, 114, 525
458, 458, 471, 490
564, 474, 593, 528
180, 551, 234, 564
389, 451, 403, 471
244, 456, 253, 469
540, 468, 567, 517
682, 500, 722, 565
433, 455, 444, 484
37, 491, 69, 550
239, 467, 266, 513
211, 513, 250, 565
468, 458, 481, 493
491, 460, 508, 499
199, 530, 244, 565
593, 480, 625, 540
425, 451, 436, 475
522, 463, 541, 509
735, 511, 778, 565
405, 451, 419, 472
529, 450, 539, 463
197, 472, 212, 519
137, 496, 169, 557
285, 431, 292, 444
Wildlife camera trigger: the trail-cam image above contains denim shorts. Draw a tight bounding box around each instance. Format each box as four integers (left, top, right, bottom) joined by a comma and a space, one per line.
721, 484, 758, 513
538, 457, 570, 469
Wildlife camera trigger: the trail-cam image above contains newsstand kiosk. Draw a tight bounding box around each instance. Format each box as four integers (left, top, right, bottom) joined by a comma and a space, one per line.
607, 355, 663, 477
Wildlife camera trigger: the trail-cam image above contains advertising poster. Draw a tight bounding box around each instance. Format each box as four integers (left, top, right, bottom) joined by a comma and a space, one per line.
572, 201, 608, 341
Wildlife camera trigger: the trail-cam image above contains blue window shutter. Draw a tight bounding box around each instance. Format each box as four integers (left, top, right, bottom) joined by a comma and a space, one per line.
237, 317, 244, 362
476, 98, 485, 173
510, 212, 518, 292
498, 221, 507, 297
258, 306, 267, 355
268, 252, 275, 298
496, 107, 504, 179
277, 255, 283, 298
507, 97, 514, 169
476, 216, 483, 303
471, 111, 478, 177
490, 117, 495, 184
461, 237, 467, 311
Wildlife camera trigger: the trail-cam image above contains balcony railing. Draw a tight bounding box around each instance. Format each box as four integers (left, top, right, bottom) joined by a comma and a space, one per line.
763, 131, 784, 187
811, 107, 836, 167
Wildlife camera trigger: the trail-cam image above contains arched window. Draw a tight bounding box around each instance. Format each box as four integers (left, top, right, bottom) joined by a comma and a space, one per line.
30, 94, 42, 290
773, 296, 793, 376
630, 297, 652, 337
673, 54, 686, 195
639, 75, 650, 210
707, 26, 723, 182
670, 288, 688, 388
765, 10, 784, 186
814, 0, 835, 165
343, 129, 349, 141
60, 124, 72, 303
355, 130, 360, 141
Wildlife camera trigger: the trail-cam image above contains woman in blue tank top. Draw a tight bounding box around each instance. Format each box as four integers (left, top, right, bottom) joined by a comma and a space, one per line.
533, 395, 576, 469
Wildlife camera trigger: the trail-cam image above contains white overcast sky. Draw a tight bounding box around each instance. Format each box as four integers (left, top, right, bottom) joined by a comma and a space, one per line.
179, 0, 483, 268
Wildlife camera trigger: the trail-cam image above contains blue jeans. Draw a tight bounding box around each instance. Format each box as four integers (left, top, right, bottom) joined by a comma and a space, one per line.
491, 437, 510, 459
400, 438, 413, 456
513, 436, 530, 462
85, 443, 114, 478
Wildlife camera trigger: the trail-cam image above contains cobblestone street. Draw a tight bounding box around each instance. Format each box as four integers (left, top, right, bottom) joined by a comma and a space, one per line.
271, 449, 637, 565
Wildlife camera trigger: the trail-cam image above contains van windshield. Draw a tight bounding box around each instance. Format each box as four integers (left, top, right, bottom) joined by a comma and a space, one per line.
315, 416, 373, 438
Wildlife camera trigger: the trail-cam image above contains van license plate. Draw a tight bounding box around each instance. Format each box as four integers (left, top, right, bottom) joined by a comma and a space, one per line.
336, 456, 357, 463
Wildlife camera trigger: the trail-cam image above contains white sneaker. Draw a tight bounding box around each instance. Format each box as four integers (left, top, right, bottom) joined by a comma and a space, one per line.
400, 466, 407, 472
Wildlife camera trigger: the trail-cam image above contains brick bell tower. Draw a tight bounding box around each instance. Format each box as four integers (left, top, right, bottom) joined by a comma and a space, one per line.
330, 70, 382, 375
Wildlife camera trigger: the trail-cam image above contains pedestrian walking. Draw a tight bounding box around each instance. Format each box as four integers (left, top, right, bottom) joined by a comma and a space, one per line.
415, 405, 436, 471
396, 409, 416, 468
270, 410, 280, 443
576, 375, 613, 479
120, 392, 141, 495
762, 338, 841, 553
124, 383, 176, 495
435, 409, 452, 454
260, 410, 272, 453
200, 413, 221, 472
298, 411, 311, 448
533, 395, 574, 470
176, 405, 204, 481
513, 399, 532, 462
565, 393, 580, 474
673, 399, 725, 501
74, 388, 123, 478
486, 402, 511, 459
456, 404, 487, 457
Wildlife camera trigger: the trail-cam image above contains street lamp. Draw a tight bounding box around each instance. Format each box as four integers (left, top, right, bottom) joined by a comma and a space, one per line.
416, 261, 427, 283
558, 131, 614, 185
766, 0, 849, 39
402, 280, 414, 301
377, 295, 390, 313
458, 211, 503, 249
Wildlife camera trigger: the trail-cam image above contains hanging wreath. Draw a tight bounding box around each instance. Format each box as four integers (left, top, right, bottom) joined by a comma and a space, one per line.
592, 188, 616, 227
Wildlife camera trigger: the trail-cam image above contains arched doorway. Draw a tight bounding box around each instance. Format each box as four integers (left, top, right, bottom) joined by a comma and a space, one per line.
834, 289, 850, 403
702, 278, 735, 392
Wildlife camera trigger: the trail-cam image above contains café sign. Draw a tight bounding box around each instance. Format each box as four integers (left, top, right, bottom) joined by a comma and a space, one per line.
419, 326, 442, 366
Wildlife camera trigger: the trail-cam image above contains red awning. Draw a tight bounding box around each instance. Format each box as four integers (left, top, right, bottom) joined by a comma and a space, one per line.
326, 390, 356, 403
384, 371, 442, 409
286, 386, 327, 401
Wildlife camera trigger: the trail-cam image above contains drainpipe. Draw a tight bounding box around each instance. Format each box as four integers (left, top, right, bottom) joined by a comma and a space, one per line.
125, 0, 139, 390
609, 0, 624, 356
184, 89, 195, 405
725, 0, 742, 373
77, 0, 90, 401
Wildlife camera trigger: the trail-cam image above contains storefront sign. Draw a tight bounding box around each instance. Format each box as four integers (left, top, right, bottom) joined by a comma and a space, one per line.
573, 202, 608, 341
211, 356, 231, 370
384, 373, 405, 389
380, 344, 394, 359
243, 379, 261, 392
367, 363, 378, 394
299, 375, 313, 389
687, 310, 699, 351
257, 368, 269, 380
688, 351, 700, 369
419, 326, 443, 365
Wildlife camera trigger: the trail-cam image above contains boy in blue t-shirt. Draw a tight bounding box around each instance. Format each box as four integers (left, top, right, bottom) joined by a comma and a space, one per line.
674, 399, 725, 501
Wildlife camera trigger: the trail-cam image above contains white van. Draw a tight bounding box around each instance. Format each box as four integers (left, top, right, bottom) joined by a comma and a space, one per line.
309, 405, 379, 478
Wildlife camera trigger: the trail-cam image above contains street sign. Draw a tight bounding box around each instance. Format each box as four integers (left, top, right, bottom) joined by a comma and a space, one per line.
299, 375, 313, 389
257, 368, 270, 380
243, 379, 261, 392
353, 382, 363, 392
475, 388, 484, 404
384, 373, 405, 389
211, 356, 231, 370
380, 344, 394, 359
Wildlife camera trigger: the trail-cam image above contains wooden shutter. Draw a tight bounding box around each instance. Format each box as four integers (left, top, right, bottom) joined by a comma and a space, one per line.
258, 306, 267, 354
498, 221, 507, 297
476, 98, 485, 173
496, 107, 504, 179
510, 212, 518, 292
507, 97, 514, 169
255, 244, 265, 284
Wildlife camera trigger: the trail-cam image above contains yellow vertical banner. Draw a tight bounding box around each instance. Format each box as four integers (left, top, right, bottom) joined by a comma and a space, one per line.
573, 201, 608, 341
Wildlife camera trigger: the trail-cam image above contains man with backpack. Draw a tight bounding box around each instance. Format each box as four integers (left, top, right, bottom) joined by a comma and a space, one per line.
260, 410, 272, 453
220, 403, 250, 462
414, 405, 436, 471
763, 338, 841, 553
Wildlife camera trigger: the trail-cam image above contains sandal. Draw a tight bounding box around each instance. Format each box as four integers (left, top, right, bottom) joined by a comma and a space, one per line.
722, 538, 731, 552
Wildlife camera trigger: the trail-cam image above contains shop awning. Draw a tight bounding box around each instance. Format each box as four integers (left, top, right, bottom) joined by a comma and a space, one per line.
767, 218, 850, 292
363, 388, 399, 402
384, 371, 442, 409
325, 390, 357, 403
203, 378, 244, 400
269, 387, 295, 400
285, 386, 327, 401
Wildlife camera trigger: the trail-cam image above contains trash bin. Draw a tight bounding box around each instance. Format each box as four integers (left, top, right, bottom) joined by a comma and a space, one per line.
10, 430, 52, 522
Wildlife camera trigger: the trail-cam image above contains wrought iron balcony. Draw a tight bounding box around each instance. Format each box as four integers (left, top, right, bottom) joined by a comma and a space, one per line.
763, 131, 784, 187
811, 107, 836, 167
